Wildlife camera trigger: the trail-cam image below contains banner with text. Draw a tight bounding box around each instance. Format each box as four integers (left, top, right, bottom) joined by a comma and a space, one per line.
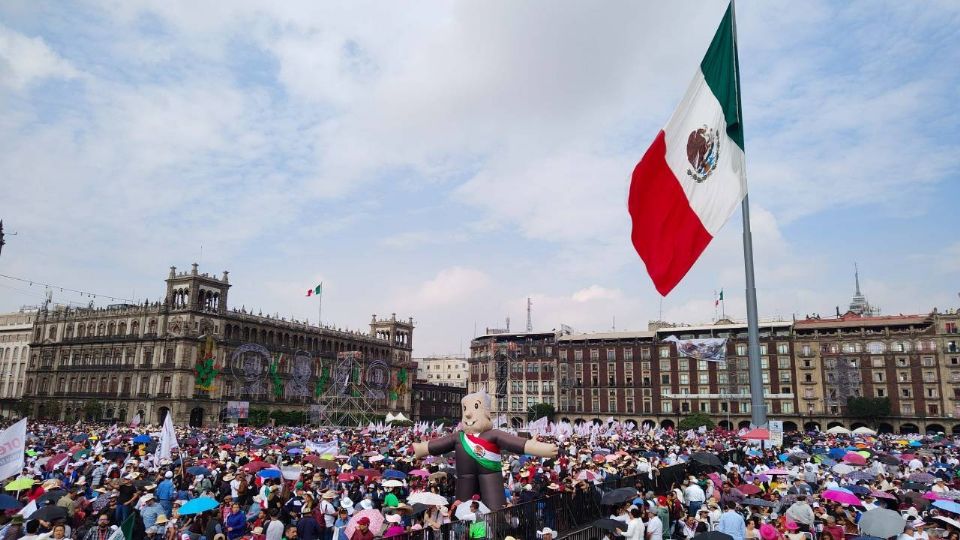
0, 418, 26, 482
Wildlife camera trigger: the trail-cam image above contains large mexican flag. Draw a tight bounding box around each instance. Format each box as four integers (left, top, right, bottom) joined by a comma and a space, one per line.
629, 2, 746, 296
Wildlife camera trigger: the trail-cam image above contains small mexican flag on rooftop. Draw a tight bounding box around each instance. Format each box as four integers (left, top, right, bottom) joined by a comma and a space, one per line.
306, 282, 322, 297
629, 2, 746, 296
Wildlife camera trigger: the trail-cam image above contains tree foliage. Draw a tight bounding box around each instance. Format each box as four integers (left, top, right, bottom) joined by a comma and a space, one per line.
527, 403, 556, 422
846, 397, 890, 421
678, 413, 715, 431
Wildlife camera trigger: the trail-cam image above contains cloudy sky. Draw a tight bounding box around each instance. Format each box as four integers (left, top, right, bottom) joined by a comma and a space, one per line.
1, 1, 958, 356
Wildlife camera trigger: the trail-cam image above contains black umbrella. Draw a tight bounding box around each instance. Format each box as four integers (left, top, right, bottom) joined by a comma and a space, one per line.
36, 490, 66, 505
903, 481, 930, 491
410, 503, 428, 516
690, 452, 723, 468
741, 498, 777, 508
601, 487, 639, 506
693, 532, 734, 540
29, 504, 68, 522
593, 518, 629, 532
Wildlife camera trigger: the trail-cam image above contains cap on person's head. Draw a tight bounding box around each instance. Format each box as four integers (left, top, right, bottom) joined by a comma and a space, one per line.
142, 493, 155, 503
785, 520, 799, 531
165, 471, 173, 479
357, 517, 371, 526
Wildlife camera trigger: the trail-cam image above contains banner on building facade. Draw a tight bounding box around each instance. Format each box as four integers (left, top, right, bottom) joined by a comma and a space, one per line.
225, 401, 250, 419
664, 336, 728, 362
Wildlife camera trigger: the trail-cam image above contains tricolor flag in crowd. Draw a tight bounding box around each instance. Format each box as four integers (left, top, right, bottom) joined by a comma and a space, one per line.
306, 282, 322, 297
629, 2, 746, 295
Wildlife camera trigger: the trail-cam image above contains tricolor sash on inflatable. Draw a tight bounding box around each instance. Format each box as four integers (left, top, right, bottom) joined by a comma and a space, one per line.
459, 432, 501, 472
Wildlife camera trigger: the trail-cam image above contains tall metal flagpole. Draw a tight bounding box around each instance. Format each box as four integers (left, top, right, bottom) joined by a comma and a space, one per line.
730, 0, 767, 428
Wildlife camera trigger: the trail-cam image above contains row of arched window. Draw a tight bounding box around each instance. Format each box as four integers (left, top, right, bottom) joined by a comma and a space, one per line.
46, 319, 159, 341
222, 324, 388, 359
28, 374, 172, 397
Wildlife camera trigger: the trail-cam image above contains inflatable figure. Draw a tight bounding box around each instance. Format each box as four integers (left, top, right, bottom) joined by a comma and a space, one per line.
412, 390, 557, 510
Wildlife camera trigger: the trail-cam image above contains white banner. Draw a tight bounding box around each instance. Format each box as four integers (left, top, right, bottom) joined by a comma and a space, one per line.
664, 336, 728, 362
306, 439, 339, 456
0, 419, 27, 482
156, 412, 179, 461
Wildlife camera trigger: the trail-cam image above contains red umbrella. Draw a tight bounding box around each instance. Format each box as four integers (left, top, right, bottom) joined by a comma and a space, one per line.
355, 469, 382, 480
243, 461, 269, 473
337, 473, 356, 482
822, 489, 863, 506
740, 428, 770, 440
44, 453, 70, 472
738, 484, 761, 495
842, 453, 867, 466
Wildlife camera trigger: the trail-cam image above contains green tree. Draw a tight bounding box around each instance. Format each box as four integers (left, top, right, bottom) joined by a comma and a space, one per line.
527, 403, 556, 422
248, 408, 270, 427
82, 401, 102, 420
678, 413, 715, 431
846, 397, 890, 425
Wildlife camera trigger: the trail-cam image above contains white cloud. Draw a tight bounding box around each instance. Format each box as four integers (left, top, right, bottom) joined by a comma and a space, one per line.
0, 24, 79, 89
572, 285, 621, 303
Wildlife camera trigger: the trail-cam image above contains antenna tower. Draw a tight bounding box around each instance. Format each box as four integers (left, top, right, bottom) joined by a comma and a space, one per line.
526, 297, 533, 332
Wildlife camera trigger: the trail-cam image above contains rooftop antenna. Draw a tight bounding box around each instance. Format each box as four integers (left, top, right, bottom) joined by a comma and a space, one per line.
506, 316, 510, 332
526, 297, 533, 332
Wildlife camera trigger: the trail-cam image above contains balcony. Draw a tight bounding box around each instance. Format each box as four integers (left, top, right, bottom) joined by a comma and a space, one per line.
156, 392, 172, 399
137, 392, 150, 398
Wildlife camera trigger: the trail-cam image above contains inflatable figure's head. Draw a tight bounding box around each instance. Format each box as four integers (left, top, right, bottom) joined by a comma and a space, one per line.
461, 390, 494, 434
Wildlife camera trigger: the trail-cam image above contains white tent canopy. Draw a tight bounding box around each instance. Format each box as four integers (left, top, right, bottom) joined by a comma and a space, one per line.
852, 426, 877, 435
826, 426, 852, 435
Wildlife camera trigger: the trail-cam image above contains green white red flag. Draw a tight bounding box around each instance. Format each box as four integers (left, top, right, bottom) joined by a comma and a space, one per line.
629, 2, 746, 296
306, 282, 322, 297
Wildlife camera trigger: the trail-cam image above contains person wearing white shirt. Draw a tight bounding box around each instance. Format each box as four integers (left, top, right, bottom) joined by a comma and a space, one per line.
684, 478, 706, 516
621, 508, 645, 540
646, 506, 664, 540
898, 524, 917, 540
932, 479, 949, 493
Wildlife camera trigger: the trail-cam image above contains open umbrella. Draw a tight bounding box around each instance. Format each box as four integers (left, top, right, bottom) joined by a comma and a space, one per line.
409, 469, 430, 478
4, 478, 33, 491
740, 428, 770, 440
738, 485, 761, 496
871, 491, 897, 500
179, 496, 220, 516
132, 435, 151, 444
845, 471, 875, 482
765, 468, 791, 475
601, 487, 639, 505
933, 500, 960, 514
842, 485, 871, 496
843, 453, 867, 466
382, 479, 404, 488
832, 464, 855, 476
242, 461, 269, 473
0, 494, 21, 510
406, 492, 449, 507
822, 490, 863, 506
853, 427, 877, 435
37, 490, 67, 505
345, 509, 385, 539
826, 426, 852, 435
356, 469, 382, 480
337, 473, 356, 482
593, 518, 629, 532
258, 469, 281, 479
29, 505, 68, 522
911, 472, 938, 483
877, 455, 900, 466
690, 452, 723, 468
828, 448, 848, 459
741, 498, 777, 508
933, 516, 960, 529
187, 466, 211, 476
859, 508, 906, 538
71, 435, 89, 443
455, 500, 490, 520
383, 470, 407, 480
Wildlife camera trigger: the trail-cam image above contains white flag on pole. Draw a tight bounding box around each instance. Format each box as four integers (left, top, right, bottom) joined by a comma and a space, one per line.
0, 419, 27, 482
130, 413, 141, 428
156, 411, 179, 461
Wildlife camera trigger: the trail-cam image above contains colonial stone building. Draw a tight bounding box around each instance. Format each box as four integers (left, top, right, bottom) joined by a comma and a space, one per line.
468, 300, 960, 434
24, 264, 415, 427
0, 309, 35, 417
415, 355, 469, 387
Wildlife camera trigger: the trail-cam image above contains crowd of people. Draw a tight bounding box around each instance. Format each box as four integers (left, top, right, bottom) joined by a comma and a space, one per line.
0, 420, 957, 540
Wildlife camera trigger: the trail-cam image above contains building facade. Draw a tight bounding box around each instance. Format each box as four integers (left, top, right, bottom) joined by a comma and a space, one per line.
467, 306, 960, 434
24, 264, 415, 427
411, 382, 466, 423
0, 309, 35, 416
415, 355, 468, 387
